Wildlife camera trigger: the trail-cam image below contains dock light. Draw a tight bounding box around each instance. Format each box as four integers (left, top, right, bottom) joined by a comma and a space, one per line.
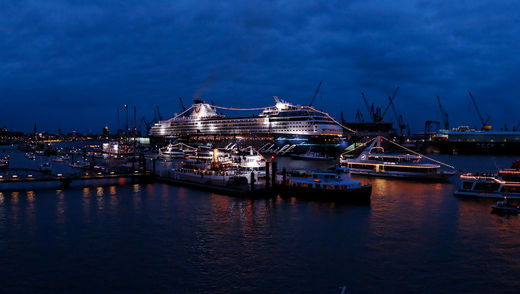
28, 174, 33, 178
97, 172, 102, 175
57, 173, 63, 177
110, 171, 115, 175
134, 170, 139, 174
12, 175, 18, 178
0, 175, 3, 179
85, 173, 89, 176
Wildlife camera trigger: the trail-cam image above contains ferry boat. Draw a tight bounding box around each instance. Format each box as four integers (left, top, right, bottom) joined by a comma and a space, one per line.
158, 143, 196, 160
149, 97, 343, 139
454, 173, 520, 199
277, 171, 372, 203
340, 136, 456, 181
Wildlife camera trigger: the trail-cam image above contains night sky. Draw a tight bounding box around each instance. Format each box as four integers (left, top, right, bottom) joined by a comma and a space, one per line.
1, 1, 519, 134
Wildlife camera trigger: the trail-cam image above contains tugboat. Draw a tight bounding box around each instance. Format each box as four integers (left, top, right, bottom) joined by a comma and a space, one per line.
340, 136, 456, 181
491, 198, 520, 215
277, 171, 372, 203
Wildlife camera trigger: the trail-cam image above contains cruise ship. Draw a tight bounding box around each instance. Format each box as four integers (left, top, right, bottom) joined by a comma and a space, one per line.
149, 97, 344, 139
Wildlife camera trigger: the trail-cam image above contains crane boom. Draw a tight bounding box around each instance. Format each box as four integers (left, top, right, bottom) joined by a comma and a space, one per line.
361, 92, 373, 121
468, 91, 491, 130
156, 106, 163, 121
308, 81, 322, 106
382, 86, 400, 119
436, 96, 449, 129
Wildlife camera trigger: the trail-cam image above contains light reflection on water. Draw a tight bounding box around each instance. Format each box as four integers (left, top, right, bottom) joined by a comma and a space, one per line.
0, 155, 519, 293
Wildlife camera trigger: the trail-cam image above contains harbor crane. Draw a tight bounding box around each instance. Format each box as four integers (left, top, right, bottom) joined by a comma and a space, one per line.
381, 86, 400, 120
468, 91, 491, 130
308, 81, 322, 106
355, 109, 365, 122
436, 96, 449, 129
360, 92, 382, 122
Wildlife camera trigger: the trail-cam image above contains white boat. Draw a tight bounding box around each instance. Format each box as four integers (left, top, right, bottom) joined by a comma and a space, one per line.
149, 97, 343, 139
25, 153, 36, 160
340, 136, 456, 181
158, 143, 196, 160
277, 171, 372, 203
69, 160, 90, 169
455, 173, 520, 199
52, 155, 70, 163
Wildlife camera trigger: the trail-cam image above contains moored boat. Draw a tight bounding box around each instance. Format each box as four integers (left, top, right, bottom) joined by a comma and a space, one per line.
340, 136, 456, 181
277, 171, 372, 203
39, 162, 52, 173
491, 198, 520, 215
454, 173, 520, 199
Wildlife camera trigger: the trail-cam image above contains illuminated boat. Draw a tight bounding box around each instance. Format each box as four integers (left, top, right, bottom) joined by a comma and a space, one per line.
454, 172, 520, 199
277, 171, 371, 203
149, 97, 343, 139
340, 136, 456, 181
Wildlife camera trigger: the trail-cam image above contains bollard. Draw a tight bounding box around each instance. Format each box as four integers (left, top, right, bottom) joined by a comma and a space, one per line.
265, 161, 270, 189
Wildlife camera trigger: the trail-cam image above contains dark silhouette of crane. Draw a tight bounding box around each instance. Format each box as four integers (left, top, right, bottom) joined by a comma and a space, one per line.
355, 109, 365, 122
360, 92, 382, 122
381, 87, 400, 120
308, 81, 322, 106
436, 96, 449, 129
468, 91, 491, 130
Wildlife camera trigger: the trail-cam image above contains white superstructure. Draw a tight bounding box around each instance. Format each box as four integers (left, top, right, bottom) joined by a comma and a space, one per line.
150, 97, 343, 138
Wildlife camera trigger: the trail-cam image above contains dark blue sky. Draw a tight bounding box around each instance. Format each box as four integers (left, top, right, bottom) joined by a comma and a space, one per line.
1, 1, 519, 134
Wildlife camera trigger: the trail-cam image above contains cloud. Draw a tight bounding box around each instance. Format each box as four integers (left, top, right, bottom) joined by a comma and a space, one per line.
0, 0, 519, 132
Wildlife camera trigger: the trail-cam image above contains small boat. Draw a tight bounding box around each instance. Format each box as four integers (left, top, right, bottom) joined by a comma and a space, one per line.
52, 154, 71, 162
25, 153, 36, 160
0, 156, 9, 169
340, 136, 456, 181
277, 171, 372, 203
35, 150, 45, 156
39, 162, 52, 173
455, 173, 520, 199
69, 160, 90, 169
491, 198, 520, 215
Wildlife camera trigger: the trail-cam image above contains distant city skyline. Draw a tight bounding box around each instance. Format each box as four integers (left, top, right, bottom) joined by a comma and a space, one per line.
1, 1, 519, 133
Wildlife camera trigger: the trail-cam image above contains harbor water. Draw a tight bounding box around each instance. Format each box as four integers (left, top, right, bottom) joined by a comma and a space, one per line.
1, 148, 519, 293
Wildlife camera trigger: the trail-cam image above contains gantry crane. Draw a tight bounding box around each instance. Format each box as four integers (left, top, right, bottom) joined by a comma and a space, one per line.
468, 91, 491, 130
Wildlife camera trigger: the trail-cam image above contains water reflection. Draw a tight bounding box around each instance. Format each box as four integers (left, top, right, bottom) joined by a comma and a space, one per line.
56, 189, 65, 224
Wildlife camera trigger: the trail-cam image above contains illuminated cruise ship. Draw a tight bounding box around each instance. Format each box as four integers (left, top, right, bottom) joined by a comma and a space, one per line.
149, 97, 343, 139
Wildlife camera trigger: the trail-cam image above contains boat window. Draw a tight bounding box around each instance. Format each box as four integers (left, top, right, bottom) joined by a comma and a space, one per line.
500, 185, 520, 193
384, 166, 436, 173
350, 163, 375, 170
473, 182, 500, 192
462, 182, 473, 190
